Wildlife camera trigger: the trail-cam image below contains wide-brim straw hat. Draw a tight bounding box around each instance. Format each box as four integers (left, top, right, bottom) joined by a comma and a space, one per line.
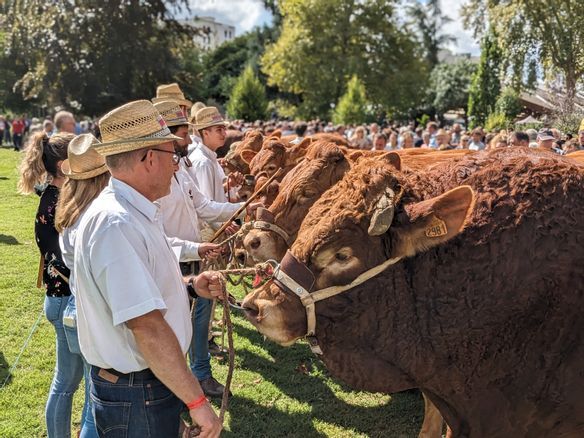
189, 101, 206, 124
153, 100, 193, 127
95, 100, 181, 157
193, 106, 228, 130
62, 134, 109, 180
151, 83, 192, 109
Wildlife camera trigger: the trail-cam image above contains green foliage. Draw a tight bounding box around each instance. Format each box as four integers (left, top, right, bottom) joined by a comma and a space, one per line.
484, 111, 510, 132
427, 60, 477, 117
495, 88, 522, 120
261, 0, 427, 119
4, 0, 197, 116
226, 65, 268, 121
332, 76, 370, 125
268, 98, 299, 119
407, 0, 456, 68
467, 30, 502, 128
462, 0, 584, 101
202, 26, 278, 103
416, 114, 431, 127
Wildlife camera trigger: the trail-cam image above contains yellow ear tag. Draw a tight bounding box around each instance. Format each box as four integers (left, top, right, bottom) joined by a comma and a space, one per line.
425, 216, 448, 238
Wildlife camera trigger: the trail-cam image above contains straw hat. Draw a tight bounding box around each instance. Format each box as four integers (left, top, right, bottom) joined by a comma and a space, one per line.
189, 101, 206, 123
192, 106, 228, 130
61, 134, 109, 180
153, 100, 192, 127
151, 83, 192, 108
95, 100, 181, 156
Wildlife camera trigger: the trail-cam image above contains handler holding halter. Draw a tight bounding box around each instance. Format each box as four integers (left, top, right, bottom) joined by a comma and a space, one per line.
72, 100, 222, 437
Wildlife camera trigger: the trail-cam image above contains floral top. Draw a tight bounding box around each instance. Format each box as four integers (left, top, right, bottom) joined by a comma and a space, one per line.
35, 185, 71, 297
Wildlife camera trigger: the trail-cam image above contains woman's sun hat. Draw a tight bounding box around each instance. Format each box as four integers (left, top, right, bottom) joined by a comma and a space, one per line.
61, 134, 109, 180
192, 106, 228, 130
151, 83, 192, 108
153, 100, 192, 127
95, 100, 181, 156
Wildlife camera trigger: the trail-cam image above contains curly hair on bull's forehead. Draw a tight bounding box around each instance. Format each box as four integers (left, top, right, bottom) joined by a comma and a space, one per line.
292, 158, 401, 260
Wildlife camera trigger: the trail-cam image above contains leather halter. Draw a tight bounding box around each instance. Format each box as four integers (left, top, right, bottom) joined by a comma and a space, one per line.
253, 207, 291, 245
272, 250, 402, 355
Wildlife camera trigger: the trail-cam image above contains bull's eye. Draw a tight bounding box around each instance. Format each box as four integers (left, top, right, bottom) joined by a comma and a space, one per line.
335, 252, 348, 261
266, 164, 278, 172
302, 189, 317, 198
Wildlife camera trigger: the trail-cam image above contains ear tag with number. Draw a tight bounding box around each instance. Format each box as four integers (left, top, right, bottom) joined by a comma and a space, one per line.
425, 216, 448, 238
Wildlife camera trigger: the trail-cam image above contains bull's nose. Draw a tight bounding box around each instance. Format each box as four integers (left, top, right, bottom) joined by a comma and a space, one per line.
234, 249, 246, 265
241, 296, 259, 319
249, 237, 261, 250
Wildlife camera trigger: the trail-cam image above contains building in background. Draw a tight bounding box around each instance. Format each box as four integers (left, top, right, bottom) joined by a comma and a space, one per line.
181, 16, 236, 50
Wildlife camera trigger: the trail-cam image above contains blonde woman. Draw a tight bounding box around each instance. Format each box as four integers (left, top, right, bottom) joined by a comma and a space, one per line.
18, 131, 79, 438
349, 126, 371, 149
55, 134, 109, 438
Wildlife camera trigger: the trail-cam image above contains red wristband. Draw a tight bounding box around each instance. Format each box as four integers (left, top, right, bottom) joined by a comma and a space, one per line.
186, 395, 207, 411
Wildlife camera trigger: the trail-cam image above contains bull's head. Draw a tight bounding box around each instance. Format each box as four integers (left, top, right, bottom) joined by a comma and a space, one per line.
242, 157, 475, 345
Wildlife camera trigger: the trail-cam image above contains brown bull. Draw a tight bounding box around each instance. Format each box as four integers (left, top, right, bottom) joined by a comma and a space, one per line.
243, 145, 472, 263
242, 148, 584, 437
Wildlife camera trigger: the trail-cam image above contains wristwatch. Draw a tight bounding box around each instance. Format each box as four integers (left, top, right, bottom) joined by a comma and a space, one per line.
186, 277, 198, 299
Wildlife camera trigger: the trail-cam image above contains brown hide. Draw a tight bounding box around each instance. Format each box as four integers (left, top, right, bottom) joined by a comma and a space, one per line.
312, 132, 350, 147
244, 148, 584, 437
226, 129, 265, 174
243, 145, 471, 263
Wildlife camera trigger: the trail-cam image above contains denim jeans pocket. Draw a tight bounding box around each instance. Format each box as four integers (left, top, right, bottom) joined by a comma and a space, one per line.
145, 380, 176, 406
44, 295, 66, 323
90, 393, 131, 438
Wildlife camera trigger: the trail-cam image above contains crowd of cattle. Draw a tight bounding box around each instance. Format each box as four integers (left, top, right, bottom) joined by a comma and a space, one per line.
221, 129, 584, 437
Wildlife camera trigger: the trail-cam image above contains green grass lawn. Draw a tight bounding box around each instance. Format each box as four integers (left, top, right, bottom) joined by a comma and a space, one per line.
0, 147, 423, 437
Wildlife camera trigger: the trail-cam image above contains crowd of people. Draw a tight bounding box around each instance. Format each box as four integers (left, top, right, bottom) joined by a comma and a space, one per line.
13, 81, 584, 438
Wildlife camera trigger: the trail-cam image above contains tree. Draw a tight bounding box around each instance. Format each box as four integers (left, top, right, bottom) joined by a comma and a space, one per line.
407, 0, 456, 68
4, 0, 196, 116
467, 30, 502, 128
427, 60, 477, 119
495, 88, 522, 120
261, 0, 427, 119
332, 75, 370, 125
462, 0, 584, 103
227, 65, 268, 121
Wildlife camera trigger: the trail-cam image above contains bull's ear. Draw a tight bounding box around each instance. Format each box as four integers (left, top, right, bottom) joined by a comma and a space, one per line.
391, 186, 475, 258
381, 152, 401, 171
240, 149, 258, 164
271, 130, 282, 139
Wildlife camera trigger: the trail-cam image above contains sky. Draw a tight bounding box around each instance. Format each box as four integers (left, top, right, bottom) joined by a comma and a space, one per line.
187, 0, 480, 55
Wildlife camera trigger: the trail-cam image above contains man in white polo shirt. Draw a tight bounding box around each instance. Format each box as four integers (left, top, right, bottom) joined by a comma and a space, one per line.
73, 100, 222, 437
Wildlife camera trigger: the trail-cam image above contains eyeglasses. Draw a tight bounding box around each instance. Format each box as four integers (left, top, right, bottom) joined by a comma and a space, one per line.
141, 148, 180, 165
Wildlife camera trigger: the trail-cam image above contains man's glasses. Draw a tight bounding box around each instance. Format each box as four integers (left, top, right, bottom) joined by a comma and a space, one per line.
141, 148, 180, 165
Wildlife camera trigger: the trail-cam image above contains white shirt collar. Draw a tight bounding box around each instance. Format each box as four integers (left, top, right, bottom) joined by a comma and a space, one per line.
110, 177, 159, 222
198, 142, 218, 161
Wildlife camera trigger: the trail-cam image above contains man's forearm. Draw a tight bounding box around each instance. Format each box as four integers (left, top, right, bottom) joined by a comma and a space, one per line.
128, 310, 203, 404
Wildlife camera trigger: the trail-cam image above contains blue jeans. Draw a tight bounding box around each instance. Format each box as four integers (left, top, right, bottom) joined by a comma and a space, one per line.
63, 296, 98, 438
44, 295, 84, 438
90, 367, 183, 437
187, 298, 212, 380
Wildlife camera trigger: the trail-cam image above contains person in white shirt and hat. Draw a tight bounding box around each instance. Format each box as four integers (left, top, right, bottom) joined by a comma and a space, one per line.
154, 100, 261, 397
73, 100, 223, 438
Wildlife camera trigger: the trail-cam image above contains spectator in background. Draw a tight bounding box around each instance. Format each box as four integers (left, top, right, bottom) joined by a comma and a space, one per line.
537, 129, 564, 154
401, 131, 414, 149
290, 122, 308, 145
426, 122, 438, 148
388, 131, 398, 150
54, 111, 76, 134
578, 125, 584, 150
510, 131, 530, 147
468, 128, 486, 151
12, 115, 26, 151
350, 126, 371, 149
451, 123, 463, 147
488, 134, 508, 150
436, 129, 453, 150
367, 123, 379, 142
526, 128, 539, 148
562, 138, 579, 154
0, 115, 6, 145
372, 133, 387, 151
43, 120, 55, 136
421, 131, 431, 148
459, 135, 470, 149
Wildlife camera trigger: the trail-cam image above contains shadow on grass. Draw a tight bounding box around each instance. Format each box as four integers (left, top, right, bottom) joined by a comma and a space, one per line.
227, 320, 423, 437
0, 234, 20, 245
0, 176, 8, 180
0, 351, 11, 387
